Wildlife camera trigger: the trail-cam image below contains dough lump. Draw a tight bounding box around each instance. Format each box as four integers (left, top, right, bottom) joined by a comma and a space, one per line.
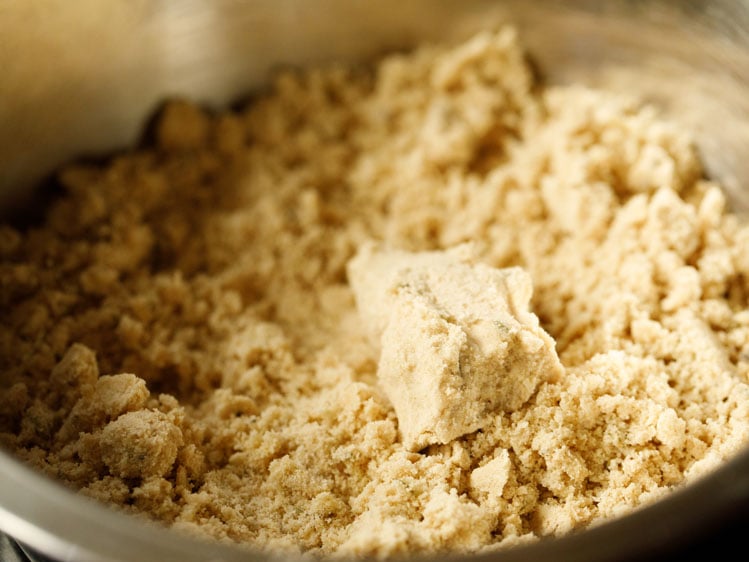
348, 244, 562, 450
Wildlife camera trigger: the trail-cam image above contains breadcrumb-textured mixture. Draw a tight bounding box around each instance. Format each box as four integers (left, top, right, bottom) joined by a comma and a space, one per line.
2, 27, 749, 559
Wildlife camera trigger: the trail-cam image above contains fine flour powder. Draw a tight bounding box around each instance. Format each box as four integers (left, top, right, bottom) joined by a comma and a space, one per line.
2, 27, 749, 558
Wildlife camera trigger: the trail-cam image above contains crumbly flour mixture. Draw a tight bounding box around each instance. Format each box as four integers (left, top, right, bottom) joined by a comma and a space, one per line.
2, 27, 749, 558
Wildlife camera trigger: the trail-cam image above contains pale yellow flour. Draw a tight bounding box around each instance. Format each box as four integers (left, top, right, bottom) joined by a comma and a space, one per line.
2, 26, 749, 559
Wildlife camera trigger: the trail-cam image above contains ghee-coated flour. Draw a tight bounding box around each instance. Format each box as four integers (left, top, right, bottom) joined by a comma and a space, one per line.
2, 27, 749, 558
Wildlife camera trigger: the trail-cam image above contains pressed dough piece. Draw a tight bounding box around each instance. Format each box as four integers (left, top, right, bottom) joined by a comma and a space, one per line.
348, 244, 563, 450
99, 410, 182, 479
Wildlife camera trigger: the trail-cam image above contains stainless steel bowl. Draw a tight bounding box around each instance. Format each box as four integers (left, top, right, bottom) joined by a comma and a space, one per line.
2, 1, 749, 561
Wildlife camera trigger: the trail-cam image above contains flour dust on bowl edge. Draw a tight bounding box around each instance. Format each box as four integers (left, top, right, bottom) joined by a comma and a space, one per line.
1, 1, 749, 562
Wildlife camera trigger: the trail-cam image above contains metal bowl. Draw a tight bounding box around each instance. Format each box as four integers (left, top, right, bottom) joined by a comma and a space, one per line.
1, 1, 749, 561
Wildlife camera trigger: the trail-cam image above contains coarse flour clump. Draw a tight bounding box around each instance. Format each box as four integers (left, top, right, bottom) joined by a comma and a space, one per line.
2, 27, 749, 558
